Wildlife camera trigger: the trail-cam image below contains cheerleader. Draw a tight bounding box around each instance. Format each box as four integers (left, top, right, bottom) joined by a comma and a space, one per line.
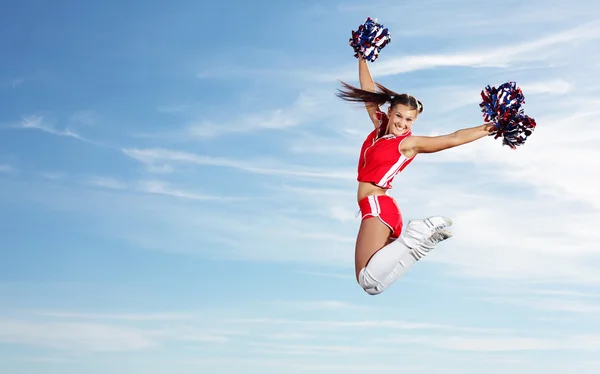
337, 56, 496, 295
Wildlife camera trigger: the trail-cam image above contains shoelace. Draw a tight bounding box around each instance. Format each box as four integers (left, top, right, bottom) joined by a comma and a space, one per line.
409, 232, 447, 260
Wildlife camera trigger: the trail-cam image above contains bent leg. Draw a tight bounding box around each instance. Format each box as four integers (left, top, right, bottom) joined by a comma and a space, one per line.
354, 216, 393, 279
359, 228, 453, 295
355, 216, 453, 296
354, 214, 414, 294
355, 195, 454, 295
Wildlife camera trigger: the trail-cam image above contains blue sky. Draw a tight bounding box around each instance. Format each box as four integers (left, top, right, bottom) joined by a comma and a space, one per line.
2, 0, 600, 373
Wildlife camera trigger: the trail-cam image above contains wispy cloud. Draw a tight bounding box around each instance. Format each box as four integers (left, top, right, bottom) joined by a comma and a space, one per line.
263, 332, 314, 341
17, 115, 82, 140
187, 92, 326, 138
226, 317, 511, 335
0, 319, 157, 352
317, 21, 600, 82
3, 309, 515, 357
387, 334, 600, 353
274, 300, 371, 312
247, 341, 388, 356
69, 111, 99, 126
11, 77, 25, 87
0, 175, 354, 261
423, 78, 575, 113
121, 147, 355, 180
40, 172, 65, 180
0, 76, 27, 89
0, 164, 15, 173
137, 90, 337, 142
86, 176, 127, 190
8, 356, 75, 364
422, 191, 600, 284
160, 357, 438, 373
83, 175, 240, 202
156, 104, 191, 113
27, 311, 194, 321
0, 312, 237, 352
336, 0, 596, 35
136, 180, 242, 201
295, 271, 353, 280
478, 296, 600, 314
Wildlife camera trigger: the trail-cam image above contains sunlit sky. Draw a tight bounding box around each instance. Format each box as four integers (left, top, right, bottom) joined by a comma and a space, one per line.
2, 1, 600, 373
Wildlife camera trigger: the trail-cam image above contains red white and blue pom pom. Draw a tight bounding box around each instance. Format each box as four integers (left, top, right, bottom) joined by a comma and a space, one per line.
349, 17, 391, 62
480, 82, 537, 150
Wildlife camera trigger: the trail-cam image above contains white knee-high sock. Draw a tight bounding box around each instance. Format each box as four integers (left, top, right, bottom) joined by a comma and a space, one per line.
357, 238, 418, 295
358, 229, 452, 295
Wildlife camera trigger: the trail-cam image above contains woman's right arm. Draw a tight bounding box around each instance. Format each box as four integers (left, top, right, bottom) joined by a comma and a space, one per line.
358, 57, 381, 128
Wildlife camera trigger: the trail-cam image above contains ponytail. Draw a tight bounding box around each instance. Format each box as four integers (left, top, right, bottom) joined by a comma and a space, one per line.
336, 81, 424, 114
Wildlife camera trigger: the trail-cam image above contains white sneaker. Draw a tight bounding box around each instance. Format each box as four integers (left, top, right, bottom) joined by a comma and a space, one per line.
422, 216, 453, 231
399, 216, 453, 260
401, 216, 453, 245
421, 229, 453, 249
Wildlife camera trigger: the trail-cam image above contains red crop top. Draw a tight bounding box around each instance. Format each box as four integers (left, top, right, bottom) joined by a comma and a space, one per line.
357, 111, 415, 189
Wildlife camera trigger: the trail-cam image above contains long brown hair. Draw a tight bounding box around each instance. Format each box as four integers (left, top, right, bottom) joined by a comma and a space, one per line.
336, 81, 423, 114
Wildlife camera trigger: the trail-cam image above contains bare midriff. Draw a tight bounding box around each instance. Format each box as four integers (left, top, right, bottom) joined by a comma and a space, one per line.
357, 181, 388, 202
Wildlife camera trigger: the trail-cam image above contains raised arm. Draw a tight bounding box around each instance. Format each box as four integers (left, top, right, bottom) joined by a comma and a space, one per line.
400, 123, 497, 157
358, 57, 381, 128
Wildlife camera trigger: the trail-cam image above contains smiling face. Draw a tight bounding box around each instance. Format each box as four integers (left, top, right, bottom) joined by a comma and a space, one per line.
386, 103, 419, 136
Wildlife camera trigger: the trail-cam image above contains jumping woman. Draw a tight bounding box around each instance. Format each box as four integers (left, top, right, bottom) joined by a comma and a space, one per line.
337, 56, 496, 295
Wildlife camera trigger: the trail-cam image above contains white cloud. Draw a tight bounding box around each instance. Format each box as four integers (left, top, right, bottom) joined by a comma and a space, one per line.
421, 78, 575, 113
388, 334, 600, 353
318, 21, 600, 82
121, 147, 356, 180
295, 271, 353, 280
141, 90, 336, 141
28, 311, 194, 321
264, 332, 314, 341
0, 164, 15, 173
275, 300, 371, 312
40, 172, 65, 180
0, 312, 240, 353
0, 309, 516, 359
18, 115, 82, 140
477, 295, 600, 314
247, 341, 386, 356
165, 357, 435, 373
11, 77, 25, 87
0, 319, 157, 352
70, 111, 98, 126
7, 356, 75, 364
135, 180, 239, 201
474, 285, 600, 314
422, 194, 600, 284
86, 176, 127, 190
82, 176, 241, 202
520, 79, 574, 96
156, 104, 190, 113
226, 317, 510, 335
186, 94, 318, 137
390, 335, 557, 352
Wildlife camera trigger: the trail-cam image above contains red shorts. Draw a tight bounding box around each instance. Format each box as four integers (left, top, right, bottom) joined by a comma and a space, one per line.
358, 194, 403, 239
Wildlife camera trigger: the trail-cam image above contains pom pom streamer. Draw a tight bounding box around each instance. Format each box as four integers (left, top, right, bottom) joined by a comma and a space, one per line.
349, 17, 391, 62
480, 82, 537, 149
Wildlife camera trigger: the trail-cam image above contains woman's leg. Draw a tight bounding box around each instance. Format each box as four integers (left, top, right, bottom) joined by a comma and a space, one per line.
354, 216, 393, 279
355, 196, 453, 295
